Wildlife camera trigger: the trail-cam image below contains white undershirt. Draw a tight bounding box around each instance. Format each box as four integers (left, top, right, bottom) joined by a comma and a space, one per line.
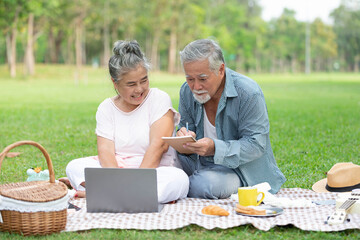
203, 108, 217, 139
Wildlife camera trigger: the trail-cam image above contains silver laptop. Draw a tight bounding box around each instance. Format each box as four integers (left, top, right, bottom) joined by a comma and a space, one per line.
85, 168, 164, 213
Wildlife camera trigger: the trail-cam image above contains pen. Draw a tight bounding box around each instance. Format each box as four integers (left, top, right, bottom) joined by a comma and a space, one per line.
186, 122, 189, 133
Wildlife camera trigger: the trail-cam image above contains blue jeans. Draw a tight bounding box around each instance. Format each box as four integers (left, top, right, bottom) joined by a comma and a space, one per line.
178, 154, 241, 199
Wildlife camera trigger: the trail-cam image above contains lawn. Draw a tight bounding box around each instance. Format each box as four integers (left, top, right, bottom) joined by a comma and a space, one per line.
0, 64, 359, 239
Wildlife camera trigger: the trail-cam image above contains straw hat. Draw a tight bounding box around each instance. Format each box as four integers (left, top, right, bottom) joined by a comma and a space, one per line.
312, 162, 360, 193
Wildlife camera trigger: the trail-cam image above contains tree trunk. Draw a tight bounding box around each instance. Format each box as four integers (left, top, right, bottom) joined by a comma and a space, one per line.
255, 51, 261, 73
66, 32, 74, 65
55, 30, 64, 63
9, 28, 17, 77
48, 27, 57, 63
354, 55, 359, 72
235, 55, 242, 73
151, 31, 160, 71
82, 26, 86, 65
279, 59, 285, 73
25, 13, 35, 76
75, 17, 83, 84
327, 59, 332, 72
103, 27, 110, 66
7, 9, 19, 78
103, 0, 110, 66
6, 34, 11, 71
315, 58, 321, 72
145, 33, 152, 62
168, 27, 177, 73
111, 24, 118, 46
291, 56, 297, 73
270, 56, 276, 73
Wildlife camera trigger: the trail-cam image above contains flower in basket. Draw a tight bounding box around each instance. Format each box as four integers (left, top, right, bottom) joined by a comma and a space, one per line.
26, 167, 50, 181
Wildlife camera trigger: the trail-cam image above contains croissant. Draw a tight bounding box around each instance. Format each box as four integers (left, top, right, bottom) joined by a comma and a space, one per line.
235, 204, 266, 215
201, 205, 230, 216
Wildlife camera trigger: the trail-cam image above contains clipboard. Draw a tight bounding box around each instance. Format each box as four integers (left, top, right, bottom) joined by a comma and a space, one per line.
162, 135, 196, 154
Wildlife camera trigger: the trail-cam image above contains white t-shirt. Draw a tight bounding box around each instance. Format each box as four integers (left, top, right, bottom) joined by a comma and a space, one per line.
203, 108, 217, 139
95, 88, 180, 168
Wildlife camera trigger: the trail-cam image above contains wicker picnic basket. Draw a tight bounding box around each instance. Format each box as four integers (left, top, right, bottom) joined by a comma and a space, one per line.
0, 141, 68, 236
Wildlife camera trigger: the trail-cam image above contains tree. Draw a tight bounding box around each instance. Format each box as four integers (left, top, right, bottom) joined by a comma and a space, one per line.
88, 0, 139, 66
0, 0, 28, 77
147, 0, 170, 71
310, 18, 337, 71
4, 0, 360, 74
43, 0, 76, 64
25, 12, 35, 75
331, 1, 360, 71
164, 0, 205, 73
71, 0, 89, 83
202, 0, 266, 72
24, 0, 47, 75
265, 9, 305, 72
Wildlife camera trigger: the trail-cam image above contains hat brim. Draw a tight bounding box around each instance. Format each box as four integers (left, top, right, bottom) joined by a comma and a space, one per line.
312, 178, 329, 193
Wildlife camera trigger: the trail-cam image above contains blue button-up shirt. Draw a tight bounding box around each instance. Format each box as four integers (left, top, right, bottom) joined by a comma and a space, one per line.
178, 68, 286, 194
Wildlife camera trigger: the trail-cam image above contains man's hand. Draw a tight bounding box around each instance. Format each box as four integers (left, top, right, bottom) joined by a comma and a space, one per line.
183, 137, 215, 156
176, 127, 196, 138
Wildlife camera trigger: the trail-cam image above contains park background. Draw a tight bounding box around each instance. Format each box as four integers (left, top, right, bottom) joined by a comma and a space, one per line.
1, 0, 360, 239
1, 0, 360, 78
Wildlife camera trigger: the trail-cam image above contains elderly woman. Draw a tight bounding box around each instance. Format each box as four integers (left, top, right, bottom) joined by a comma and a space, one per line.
63, 40, 189, 203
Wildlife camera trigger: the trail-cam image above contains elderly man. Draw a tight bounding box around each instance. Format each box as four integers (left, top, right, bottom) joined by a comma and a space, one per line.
176, 39, 286, 199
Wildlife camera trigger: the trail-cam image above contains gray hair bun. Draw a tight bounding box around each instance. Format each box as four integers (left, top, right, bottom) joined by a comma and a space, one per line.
109, 40, 150, 82
113, 40, 143, 59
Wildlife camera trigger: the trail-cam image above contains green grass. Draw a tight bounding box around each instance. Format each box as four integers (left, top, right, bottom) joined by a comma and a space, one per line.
0, 64, 360, 239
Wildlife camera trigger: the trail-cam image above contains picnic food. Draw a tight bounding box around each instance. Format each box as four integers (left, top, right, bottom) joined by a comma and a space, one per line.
201, 205, 229, 216
235, 204, 266, 215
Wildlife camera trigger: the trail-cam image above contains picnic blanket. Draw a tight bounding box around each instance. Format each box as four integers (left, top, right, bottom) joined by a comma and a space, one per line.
64, 188, 360, 232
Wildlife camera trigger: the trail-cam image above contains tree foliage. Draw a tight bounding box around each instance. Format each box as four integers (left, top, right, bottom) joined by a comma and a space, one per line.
0, 0, 359, 76
331, 0, 360, 71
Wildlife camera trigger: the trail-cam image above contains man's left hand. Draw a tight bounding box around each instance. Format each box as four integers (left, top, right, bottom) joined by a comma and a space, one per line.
183, 137, 215, 156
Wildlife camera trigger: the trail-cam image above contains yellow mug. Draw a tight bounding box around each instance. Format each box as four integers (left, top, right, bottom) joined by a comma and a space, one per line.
238, 187, 265, 206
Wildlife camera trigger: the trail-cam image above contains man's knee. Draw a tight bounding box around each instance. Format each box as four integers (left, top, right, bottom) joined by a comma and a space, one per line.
187, 170, 239, 199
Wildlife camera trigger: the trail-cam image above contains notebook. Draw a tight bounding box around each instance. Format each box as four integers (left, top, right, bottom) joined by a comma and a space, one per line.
84, 168, 164, 213
162, 135, 196, 154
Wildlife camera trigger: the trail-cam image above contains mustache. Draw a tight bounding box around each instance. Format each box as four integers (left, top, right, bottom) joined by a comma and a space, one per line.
193, 90, 208, 94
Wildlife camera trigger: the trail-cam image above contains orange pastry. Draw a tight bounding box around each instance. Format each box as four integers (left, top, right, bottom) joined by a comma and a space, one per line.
201, 205, 230, 216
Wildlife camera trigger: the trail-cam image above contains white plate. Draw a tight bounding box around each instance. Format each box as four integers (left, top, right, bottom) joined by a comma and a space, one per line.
197, 209, 231, 218
235, 206, 283, 217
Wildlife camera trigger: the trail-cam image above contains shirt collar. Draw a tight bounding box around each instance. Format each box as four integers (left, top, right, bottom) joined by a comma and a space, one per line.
223, 68, 238, 98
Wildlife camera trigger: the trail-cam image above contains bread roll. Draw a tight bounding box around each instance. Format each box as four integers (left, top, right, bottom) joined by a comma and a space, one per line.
201, 205, 229, 216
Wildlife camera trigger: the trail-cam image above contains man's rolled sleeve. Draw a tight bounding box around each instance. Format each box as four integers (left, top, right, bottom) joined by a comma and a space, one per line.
213, 139, 241, 169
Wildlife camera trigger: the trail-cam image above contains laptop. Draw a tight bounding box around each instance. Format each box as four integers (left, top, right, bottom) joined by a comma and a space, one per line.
84, 168, 164, 213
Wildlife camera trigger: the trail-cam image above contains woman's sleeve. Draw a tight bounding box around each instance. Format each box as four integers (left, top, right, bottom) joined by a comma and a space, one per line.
149, 90, 180, 126
95, 100, 114, 141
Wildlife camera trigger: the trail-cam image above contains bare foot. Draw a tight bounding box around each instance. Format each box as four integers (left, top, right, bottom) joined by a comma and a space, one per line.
58, 177, 72, 189
75, 190, 86, 198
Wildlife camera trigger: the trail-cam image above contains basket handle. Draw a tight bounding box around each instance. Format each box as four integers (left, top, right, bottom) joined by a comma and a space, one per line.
0, 140, 55, 183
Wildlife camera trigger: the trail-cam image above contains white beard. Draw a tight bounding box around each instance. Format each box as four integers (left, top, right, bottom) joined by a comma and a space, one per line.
193, 90, 211, 104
